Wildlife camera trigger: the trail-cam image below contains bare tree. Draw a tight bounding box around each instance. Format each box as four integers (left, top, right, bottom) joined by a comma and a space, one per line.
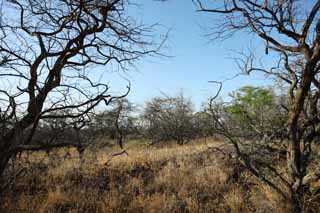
143, 92, 195, 145
0, 0, 163, 180
195, 0, 320, 211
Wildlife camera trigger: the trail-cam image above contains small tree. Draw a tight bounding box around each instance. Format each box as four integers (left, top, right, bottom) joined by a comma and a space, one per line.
225, 86, 287, 140
91, 99, 139, 140
143, 93, 195, 145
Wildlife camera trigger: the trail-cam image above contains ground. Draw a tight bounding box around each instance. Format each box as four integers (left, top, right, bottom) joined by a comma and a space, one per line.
1, 138, 295, 212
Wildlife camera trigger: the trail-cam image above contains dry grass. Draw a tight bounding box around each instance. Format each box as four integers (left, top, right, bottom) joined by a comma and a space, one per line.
1, 138, 292, 212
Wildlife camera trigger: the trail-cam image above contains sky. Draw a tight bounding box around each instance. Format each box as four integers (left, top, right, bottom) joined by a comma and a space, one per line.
104, 1, 275, 110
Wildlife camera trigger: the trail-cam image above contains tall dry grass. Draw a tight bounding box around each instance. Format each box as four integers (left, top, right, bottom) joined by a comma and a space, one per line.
1, 138, 293, 212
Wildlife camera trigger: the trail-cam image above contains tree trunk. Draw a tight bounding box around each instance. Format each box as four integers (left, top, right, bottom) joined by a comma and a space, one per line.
0, 151, 11, 188
290, 191, 302, 213
286, 65, 314, 212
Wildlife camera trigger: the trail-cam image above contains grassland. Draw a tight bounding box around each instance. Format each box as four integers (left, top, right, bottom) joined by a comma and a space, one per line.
0, 138, 296, 212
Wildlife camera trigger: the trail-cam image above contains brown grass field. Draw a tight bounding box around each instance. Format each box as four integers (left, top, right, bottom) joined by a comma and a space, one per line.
0, 138, 307, 212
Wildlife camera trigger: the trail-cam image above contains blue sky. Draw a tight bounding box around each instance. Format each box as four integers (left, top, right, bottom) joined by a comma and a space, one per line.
106, 1, 273, 109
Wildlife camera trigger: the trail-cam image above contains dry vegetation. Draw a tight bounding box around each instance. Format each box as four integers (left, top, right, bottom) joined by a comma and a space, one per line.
2, 1, 320, 211
0, 138, 299, 212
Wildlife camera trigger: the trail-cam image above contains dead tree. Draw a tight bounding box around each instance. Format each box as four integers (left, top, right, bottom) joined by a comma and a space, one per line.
0, 0, 163, 181
195, 0, 320, 211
